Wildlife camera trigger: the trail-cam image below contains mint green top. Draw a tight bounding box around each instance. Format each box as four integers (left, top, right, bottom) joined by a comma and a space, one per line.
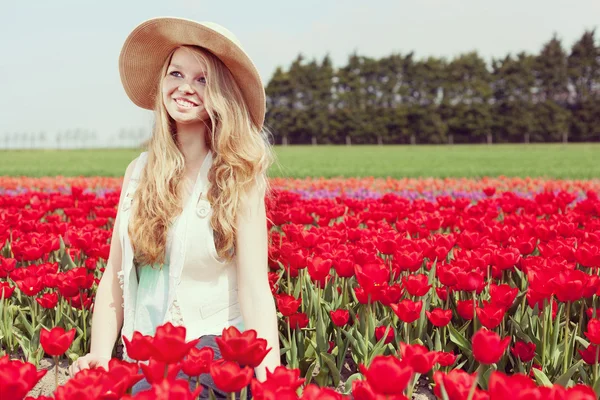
133, 262, 171, 336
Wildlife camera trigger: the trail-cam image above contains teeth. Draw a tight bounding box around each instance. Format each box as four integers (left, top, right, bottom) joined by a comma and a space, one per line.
175, 99, 196, 107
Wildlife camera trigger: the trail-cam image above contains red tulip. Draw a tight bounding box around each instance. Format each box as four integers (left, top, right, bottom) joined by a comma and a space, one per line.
400, 343, 438, 374
433, 369, 486, 400
333, 258, 357, 278
586, 319, 600, 345
259, 365, 305, 393
250, 380, 299, 400
0, 356, 47, 400
139, 357, 182, 384
132, 378, 203, 400
426, 308, 452, 327
489, 283, 518, 309
16, 276, 44, 297
476, 303, 506, 329
36, 292, 59, 309
390, 299, 422, 324
330, 309, 350, 327
487, 371, 537, 399
435, 351, 457, 367
307, 256, 332, 288
553, 270, 587, 303
374, 326, 395, 344
303, 383, 347, 400
351, 379, 381, 400
149, 323, 200, 364
40, 327, 76, 356
181, 346, 214, 376
216, 326, 271, 368
511, 341, 536, 363
455, 270, 485, 293
358, 355, 413, 396
456, 300, 475, 320
579, 344, 600, 365
0, 282, 15, 300
287, 312, 309, 329
472, 328, 510, 365
354, 263, 390, 295
402, 274, 431, 297
275, 293, 302, 317
210, 360, 254, 393
122, 331, 154, 362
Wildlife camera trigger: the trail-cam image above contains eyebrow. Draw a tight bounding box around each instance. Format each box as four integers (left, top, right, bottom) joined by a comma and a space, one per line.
169, 64, 206, 74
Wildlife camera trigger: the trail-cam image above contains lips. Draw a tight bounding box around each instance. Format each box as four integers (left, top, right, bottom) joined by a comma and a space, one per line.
174, 98, 199, 107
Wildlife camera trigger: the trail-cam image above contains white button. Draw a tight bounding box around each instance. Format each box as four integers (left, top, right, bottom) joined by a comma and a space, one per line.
196, 199, 210, 218
197, 206, 208, 218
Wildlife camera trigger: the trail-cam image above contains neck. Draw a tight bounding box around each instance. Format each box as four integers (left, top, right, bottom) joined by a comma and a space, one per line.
175, 121, 210, 166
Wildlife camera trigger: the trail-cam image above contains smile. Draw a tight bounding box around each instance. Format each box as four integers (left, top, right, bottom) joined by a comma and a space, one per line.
174, 98, 198, 108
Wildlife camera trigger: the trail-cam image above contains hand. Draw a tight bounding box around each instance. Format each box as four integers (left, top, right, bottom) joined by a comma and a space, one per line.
68, 353, 111, 378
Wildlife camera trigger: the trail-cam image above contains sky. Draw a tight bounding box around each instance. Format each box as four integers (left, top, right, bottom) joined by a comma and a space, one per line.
1, 0, 598, 148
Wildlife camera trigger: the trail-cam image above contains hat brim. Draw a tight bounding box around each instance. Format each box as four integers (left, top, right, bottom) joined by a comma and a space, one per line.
119, 17, 265, 130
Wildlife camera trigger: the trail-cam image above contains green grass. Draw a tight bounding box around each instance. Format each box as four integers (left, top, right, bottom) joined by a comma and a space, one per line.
0, 144, 598, 179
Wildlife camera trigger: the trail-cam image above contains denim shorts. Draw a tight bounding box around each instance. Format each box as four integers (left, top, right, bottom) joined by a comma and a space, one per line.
130, 334, 255, 399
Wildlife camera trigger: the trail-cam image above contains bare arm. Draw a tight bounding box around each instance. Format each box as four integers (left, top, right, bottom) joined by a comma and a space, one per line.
236, 182, 281, 381
88, 157, 138, 358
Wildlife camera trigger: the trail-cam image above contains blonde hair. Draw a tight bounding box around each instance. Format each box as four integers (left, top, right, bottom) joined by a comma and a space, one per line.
129, 45, 275, 266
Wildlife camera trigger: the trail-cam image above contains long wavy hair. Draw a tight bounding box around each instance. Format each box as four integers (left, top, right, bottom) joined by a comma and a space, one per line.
128, 45, 275, 267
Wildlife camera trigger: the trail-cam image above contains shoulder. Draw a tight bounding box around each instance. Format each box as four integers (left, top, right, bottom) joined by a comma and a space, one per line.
122, 152, 148, 189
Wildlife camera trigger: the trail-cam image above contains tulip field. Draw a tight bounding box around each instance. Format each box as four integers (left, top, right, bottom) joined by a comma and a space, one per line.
1, 163, 600, 399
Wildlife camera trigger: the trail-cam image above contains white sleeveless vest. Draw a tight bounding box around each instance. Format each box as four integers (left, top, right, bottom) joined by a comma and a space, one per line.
118, 151, 243, 361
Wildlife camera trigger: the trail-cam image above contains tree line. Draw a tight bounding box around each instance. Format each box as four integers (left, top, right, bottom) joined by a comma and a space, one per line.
264, 29, 600, 145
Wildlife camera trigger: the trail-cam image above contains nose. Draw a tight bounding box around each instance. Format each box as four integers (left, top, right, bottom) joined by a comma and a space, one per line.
178, 83, 194, 94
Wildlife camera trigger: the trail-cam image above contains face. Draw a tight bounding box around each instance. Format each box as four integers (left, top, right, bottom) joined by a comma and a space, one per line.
162, 47, 210, 127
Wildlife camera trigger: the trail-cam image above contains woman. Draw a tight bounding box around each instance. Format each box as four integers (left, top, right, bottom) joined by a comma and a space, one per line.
68, 17, 281, 397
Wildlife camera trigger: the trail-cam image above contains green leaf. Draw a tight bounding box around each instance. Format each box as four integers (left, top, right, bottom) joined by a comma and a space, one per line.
315, 306, 328, 352
343, 328, 366, 359
593, 375, 600, 397
448, 323, 472, 357
416, 293, 430, 339
369, 326, 392, 361
343, 373, 363, 395
555, 359, 583, 387
532, 368, 553, 387
304, 359, 318, 386
434, 328, 442, 351
320, 351, 341, 387
293, 279, 302, 299
60, 245, 77, 270
509, 316, 535, 346
16, 309, 34, 337
428, 259, 437, 285
575, 335, 590, 348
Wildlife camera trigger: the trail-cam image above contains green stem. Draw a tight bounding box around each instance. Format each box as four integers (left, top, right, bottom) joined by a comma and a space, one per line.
542, 298, 548, 368
563, 301, 571, 374
286, 262, 291, 295
286, 313, 296, 368
594, 345, 599, 387
467, 365, 483, 400
578, 302, 585, 338
407, 373, 420, 399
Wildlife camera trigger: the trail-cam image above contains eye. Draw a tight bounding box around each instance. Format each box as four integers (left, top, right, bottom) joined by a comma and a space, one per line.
197, 76, 207, 84
170, 71, 182, 77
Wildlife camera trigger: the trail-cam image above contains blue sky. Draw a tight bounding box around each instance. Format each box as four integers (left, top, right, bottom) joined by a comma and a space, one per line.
1, 0, 598, 147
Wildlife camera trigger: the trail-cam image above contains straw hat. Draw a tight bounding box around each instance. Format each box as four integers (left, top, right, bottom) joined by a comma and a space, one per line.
118, 17, 265, 130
